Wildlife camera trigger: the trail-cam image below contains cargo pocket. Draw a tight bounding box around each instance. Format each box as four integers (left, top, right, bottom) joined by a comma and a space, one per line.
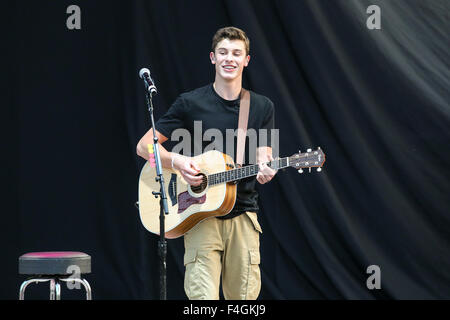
246, 249, 261, 300
183, 249, 197, 299
245, 211, 263, 233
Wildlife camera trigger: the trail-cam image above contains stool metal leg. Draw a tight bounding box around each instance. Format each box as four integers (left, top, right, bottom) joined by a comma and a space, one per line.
55, 279, 61, 300
19, 279, 36, 300
80, 278, 92, 300
19, 278, 53, 300
50, 279, 56, 300
59, 277, 92, 300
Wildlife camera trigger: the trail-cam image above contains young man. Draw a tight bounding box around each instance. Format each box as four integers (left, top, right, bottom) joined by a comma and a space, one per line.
136, 26, 276, 300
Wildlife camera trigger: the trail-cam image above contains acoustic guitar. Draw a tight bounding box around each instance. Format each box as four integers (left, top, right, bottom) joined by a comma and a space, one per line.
138, 148, 325, 238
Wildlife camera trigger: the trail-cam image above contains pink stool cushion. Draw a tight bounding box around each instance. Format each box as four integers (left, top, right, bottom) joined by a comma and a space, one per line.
20, 252, 87, 259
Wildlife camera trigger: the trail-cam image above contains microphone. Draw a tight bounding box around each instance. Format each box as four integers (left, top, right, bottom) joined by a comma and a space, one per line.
139, 68, 157, 95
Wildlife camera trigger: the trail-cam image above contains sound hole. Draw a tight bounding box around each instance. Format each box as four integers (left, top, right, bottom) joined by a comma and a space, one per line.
190, 173, 208, 194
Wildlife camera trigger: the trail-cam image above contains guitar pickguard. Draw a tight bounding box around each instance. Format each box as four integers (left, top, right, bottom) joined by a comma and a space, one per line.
178, 191, 206, 214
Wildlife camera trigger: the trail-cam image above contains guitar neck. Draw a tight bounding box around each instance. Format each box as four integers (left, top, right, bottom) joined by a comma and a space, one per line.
207, 157, 289, 186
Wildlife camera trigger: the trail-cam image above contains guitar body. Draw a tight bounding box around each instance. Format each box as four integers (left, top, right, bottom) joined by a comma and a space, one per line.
138, 150, 237, 239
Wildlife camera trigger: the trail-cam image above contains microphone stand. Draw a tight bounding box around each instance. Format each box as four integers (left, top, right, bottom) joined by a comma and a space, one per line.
144, 89, 169, 300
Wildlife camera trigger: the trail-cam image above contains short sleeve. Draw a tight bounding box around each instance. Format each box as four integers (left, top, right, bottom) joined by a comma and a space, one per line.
155, 96, 187, 139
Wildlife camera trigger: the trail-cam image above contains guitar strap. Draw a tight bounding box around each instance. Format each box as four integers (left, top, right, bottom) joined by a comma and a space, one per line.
236, 88, 250, 167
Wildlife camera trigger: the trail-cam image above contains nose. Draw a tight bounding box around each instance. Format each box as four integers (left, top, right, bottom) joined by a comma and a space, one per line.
225, 52, 234, 62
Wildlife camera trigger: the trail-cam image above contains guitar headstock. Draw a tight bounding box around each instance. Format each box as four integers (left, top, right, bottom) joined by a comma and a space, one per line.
289, 147, 326, 173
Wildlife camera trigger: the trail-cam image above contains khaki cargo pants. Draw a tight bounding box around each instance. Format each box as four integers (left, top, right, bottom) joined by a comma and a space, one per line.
183, 211, 262, 300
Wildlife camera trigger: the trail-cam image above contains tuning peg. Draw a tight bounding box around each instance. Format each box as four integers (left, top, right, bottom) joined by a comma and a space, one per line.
317, 167, 322, 172
318, 146, 321, 150
298, 169, 303, 174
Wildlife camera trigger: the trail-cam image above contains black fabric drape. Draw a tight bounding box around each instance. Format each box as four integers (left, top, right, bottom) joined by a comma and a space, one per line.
2, 0, 449, 299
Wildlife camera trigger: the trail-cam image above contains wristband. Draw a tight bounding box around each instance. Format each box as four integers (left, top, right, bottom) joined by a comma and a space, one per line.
171, 154, 177, 169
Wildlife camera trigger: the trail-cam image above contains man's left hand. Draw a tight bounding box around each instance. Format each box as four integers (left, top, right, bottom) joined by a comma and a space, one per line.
256, 155, 277, 184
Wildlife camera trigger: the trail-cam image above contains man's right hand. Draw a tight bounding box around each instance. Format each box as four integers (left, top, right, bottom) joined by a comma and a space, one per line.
172, 154, 203, 186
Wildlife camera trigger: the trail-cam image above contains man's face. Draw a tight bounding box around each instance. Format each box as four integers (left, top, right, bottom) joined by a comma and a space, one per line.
210, 38, 250, 82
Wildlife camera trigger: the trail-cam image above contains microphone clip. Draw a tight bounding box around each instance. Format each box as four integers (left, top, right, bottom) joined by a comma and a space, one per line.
139, 68, 157, 96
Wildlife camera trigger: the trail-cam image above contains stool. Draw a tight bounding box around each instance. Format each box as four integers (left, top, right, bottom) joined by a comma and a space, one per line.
19, 251, 92, 300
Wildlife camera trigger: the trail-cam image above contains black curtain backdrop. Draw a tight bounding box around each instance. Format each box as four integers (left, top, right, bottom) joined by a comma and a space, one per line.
2, 0, 449, 299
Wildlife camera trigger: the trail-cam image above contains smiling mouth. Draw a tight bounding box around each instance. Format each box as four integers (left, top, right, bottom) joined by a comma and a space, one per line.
222, 65, 237, 70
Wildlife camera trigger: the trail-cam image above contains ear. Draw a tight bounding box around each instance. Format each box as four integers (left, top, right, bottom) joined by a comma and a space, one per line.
210, 52, 216, 65
244, 55, 250, 67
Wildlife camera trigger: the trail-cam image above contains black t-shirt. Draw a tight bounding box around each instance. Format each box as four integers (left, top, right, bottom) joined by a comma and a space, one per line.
155, 83, 275, 219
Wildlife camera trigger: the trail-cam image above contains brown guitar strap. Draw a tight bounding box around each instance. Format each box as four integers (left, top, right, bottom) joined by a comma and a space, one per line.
236, 88, 250, 167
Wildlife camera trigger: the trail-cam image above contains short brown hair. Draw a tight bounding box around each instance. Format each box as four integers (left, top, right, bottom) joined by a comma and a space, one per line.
211, 26, 250, 55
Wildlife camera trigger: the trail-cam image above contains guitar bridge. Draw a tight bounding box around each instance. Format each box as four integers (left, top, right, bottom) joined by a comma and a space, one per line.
168, 173, 177, 206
